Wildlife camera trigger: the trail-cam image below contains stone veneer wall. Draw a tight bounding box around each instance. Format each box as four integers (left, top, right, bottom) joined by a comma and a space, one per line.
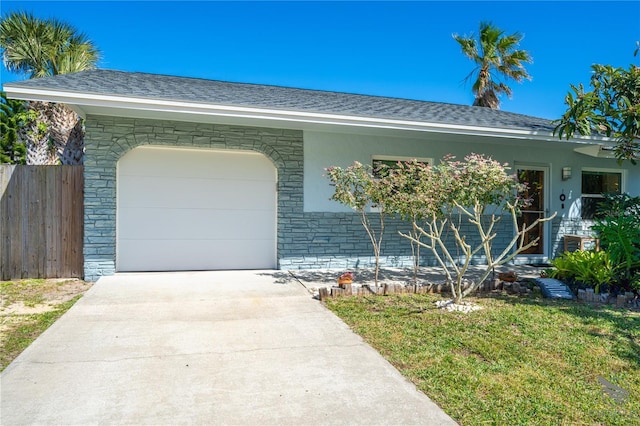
279, 214, 516, 270
551, 217, 599, 255
82, 116, 304, 281
82, 115, 578, 281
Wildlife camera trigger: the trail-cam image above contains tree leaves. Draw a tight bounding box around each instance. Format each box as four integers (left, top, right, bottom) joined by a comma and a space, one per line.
0, 12, 98, 164
554, 61, 640, 163
0, 91, 27, 164
325, 155, 551, 302
0, 11, 100, 78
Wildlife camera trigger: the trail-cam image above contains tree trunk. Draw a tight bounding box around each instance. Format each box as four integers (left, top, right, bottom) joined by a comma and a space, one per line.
473, 90, 499, 109
21, 101, 84, 165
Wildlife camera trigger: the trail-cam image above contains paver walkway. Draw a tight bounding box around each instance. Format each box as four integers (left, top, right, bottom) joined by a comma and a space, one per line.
534, 277, 576, 299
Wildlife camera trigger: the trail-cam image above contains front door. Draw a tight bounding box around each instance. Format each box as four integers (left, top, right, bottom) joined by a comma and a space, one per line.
516, 166, 549, 258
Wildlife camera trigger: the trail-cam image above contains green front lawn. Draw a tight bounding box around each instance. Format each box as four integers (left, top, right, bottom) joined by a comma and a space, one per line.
326, 293, 640, 425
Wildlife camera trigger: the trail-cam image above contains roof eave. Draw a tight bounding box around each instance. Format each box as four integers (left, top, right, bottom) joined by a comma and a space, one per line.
3, 85, 613, 144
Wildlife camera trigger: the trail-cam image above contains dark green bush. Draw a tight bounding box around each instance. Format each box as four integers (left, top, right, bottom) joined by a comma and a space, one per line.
592, 193, 640, 291
0, 91, 27, 165
550, 250, 615, 294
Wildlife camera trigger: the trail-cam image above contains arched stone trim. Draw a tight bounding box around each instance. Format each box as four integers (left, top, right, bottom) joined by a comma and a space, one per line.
101, 132, 287, 170
82, 116, 303, 281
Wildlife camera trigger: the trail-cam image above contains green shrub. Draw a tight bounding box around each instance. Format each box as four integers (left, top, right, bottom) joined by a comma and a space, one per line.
0, 91, 27, 164
592, 193, 640, 291
550, 250, 615, 293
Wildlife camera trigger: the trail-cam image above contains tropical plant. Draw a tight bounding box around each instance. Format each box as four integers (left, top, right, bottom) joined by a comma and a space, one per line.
0, 11, 100, 164
554, 59, 640, 163
453, 22, 532, 109
550, 250, 615, 294
592, 193, 640, 288
595, 192, 640, 219
0, 12, 99, 78
631, 271, 640, 292
325, 162, 392, 289
0, 90, 26, 164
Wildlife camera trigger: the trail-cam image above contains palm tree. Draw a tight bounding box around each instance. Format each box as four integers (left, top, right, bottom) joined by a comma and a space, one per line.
0, 12, 99, 164
453, 22, 532, 109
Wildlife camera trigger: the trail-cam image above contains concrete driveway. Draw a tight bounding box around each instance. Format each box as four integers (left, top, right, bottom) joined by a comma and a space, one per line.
1, 271, 456, 425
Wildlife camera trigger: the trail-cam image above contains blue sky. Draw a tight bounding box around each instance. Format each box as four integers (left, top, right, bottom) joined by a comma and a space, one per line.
1, 1, 639, 119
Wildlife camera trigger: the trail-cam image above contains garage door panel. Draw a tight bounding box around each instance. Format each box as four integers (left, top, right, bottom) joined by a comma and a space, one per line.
117, 147, 277, 272
120, 147, 275, 181
119, 207, 276, 240
119, 176, 276, 209
117, 238, 276, 272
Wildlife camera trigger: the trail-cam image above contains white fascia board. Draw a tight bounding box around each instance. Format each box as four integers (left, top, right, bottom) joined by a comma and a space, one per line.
4, 86, 613, 144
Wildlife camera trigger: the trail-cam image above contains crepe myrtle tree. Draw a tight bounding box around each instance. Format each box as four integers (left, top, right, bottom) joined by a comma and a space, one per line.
385, 154, 556, 303
377, 160, 434, 283
325, 162, 391, 290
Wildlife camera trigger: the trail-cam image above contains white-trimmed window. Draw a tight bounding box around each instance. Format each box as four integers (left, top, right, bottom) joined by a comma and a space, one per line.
581, 168, 624, 219
372, 155, 433, 177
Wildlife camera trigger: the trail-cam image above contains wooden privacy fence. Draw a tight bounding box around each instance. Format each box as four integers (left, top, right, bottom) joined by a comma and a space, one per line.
0, 165, 83, 280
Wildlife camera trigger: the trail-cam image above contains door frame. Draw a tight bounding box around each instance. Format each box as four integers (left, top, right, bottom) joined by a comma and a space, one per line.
514, 163, 550, 264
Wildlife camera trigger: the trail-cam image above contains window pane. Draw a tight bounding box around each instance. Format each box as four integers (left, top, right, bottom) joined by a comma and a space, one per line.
517, 169, 544, 211
581, 171, 621, 195
602, 173, 621, 193
581, 170, 621, 219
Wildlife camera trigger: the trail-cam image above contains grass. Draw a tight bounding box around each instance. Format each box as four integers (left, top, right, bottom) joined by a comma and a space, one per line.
0, 297, 80, 371
1, 278, 50, 307
1, 279, 89, 371
325, 292, 640, 425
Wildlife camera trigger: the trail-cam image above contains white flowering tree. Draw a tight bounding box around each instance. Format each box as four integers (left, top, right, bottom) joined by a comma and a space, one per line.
325, 162, 391, 290
385, 154, 556, 303
377, 160, 433, 283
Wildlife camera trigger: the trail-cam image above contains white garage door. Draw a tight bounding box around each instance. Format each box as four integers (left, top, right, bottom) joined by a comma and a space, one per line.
117, 146, 277, 271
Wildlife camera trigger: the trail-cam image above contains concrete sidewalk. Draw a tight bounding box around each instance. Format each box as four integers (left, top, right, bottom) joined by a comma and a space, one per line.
1, 271, 456, 425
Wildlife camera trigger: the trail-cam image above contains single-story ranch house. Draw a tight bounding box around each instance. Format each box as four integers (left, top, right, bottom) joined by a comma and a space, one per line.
5, 70, 639, 281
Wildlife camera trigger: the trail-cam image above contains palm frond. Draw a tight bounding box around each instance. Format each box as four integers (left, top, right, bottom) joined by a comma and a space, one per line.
0, 11, 100, 78
455, 21, 532, 109
453, 35, 478, 61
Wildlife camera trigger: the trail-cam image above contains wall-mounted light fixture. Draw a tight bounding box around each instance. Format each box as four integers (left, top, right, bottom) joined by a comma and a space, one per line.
562, 167, 572, 181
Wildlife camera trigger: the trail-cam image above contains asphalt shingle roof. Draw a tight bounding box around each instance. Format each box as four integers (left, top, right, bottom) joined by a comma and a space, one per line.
5, 69, 556, 133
